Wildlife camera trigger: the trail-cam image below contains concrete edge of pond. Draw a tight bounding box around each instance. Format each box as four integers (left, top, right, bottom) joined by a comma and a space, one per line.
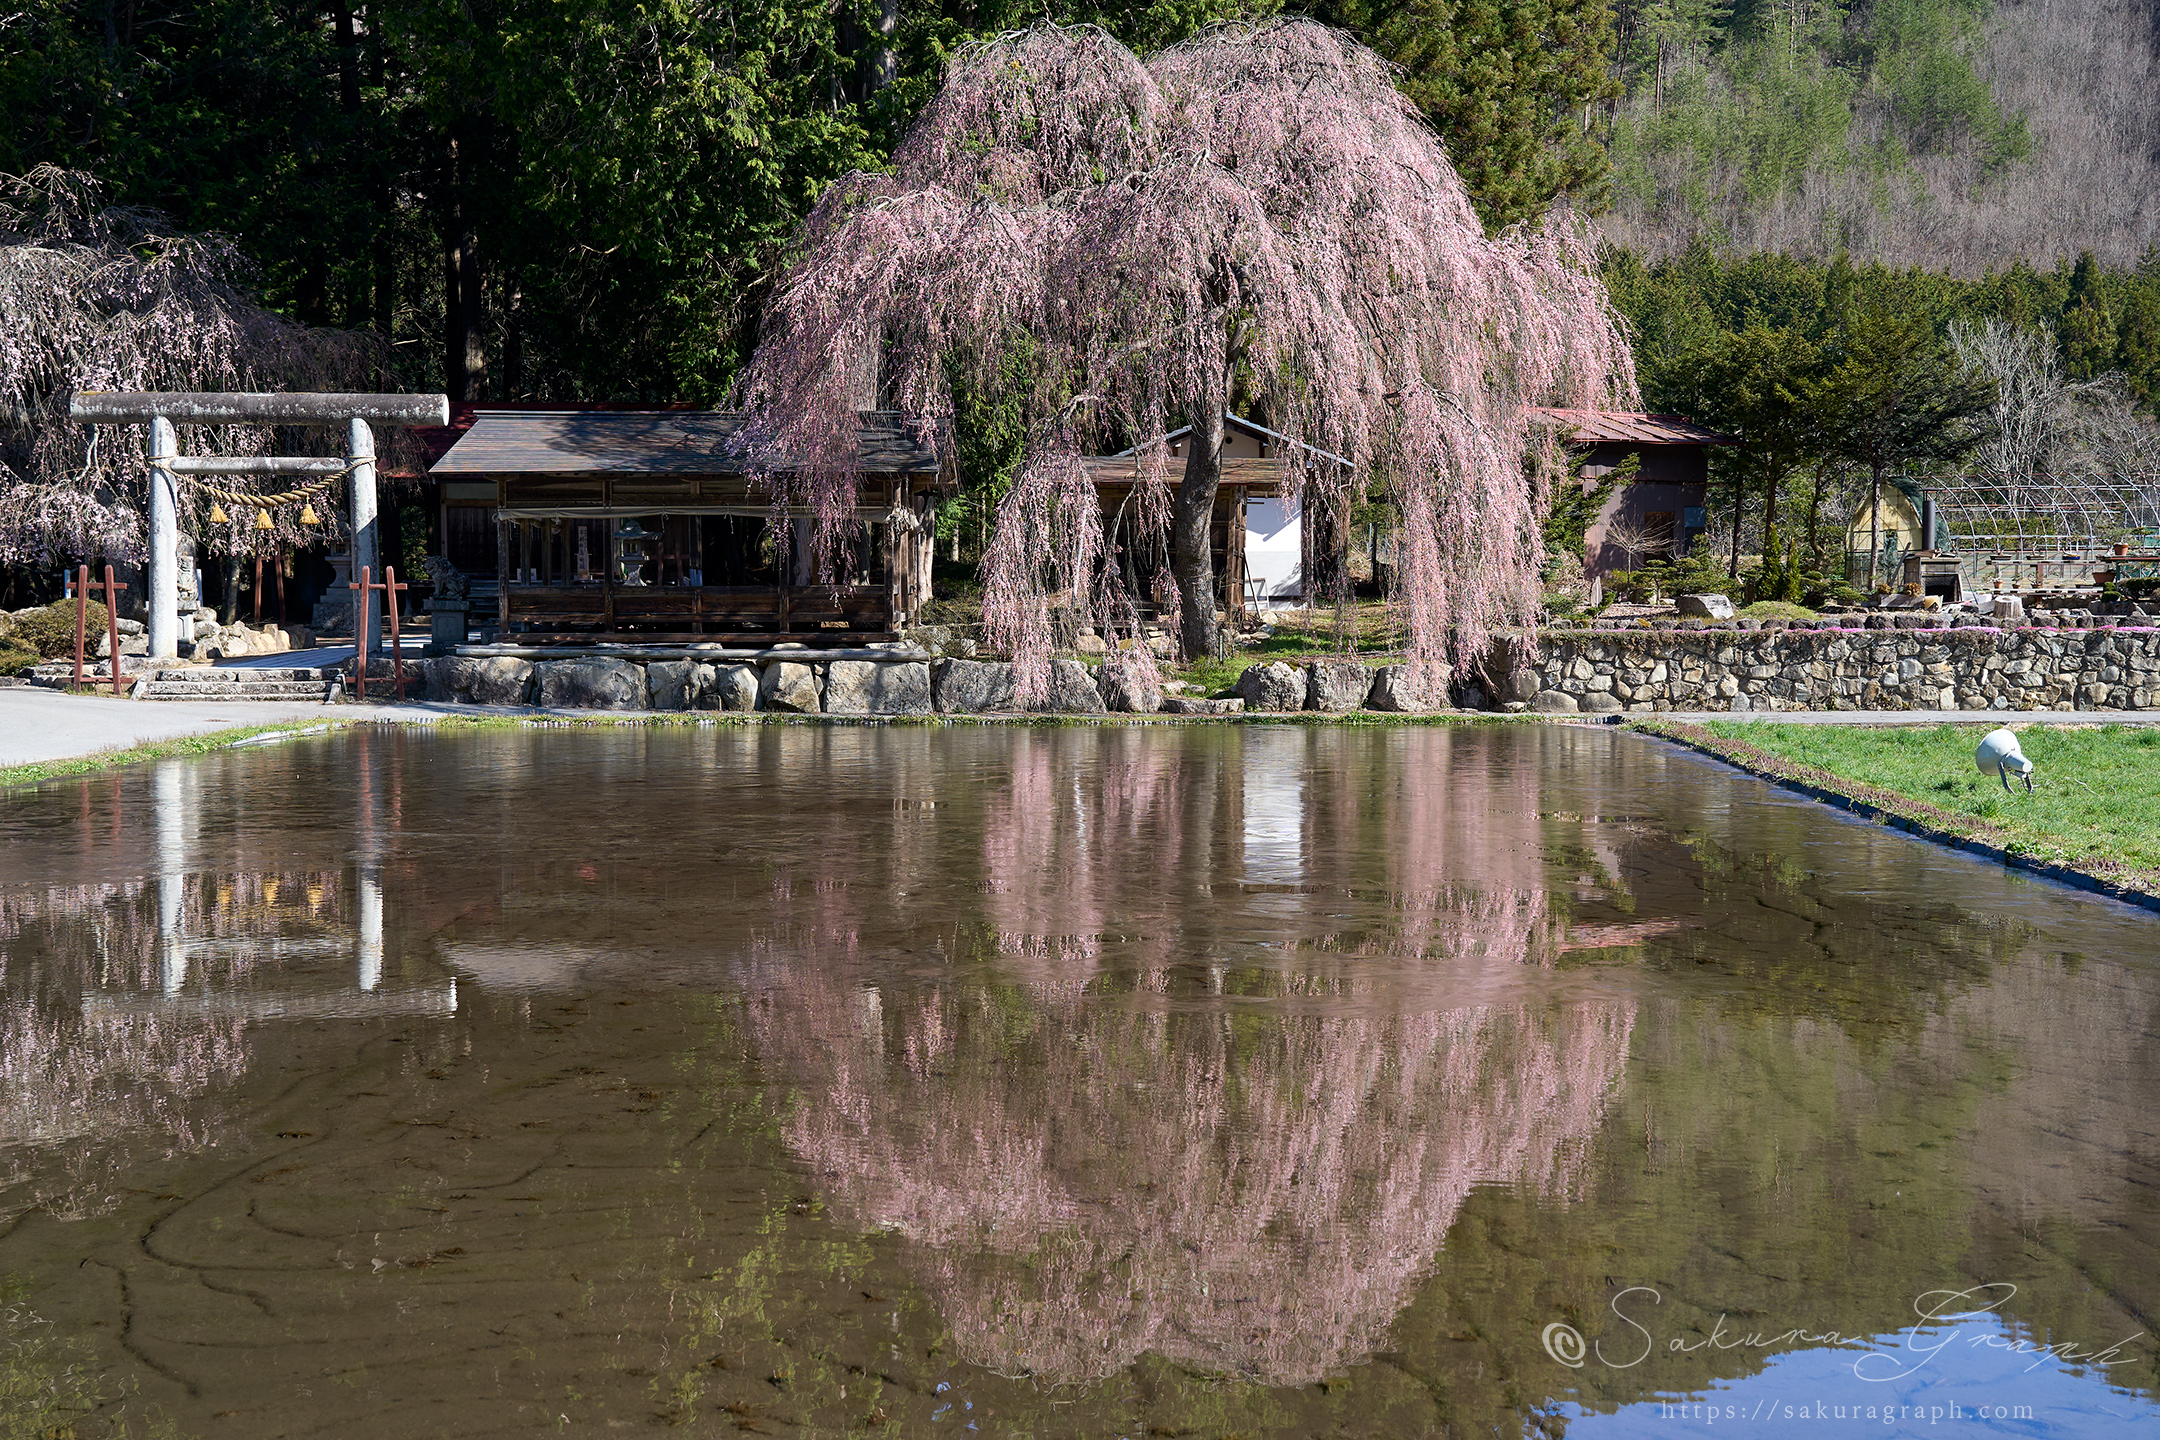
1631, 719, 2160, 916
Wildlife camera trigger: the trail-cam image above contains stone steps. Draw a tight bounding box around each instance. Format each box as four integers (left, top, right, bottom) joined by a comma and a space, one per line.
135, 678, 334, 702
128, 666, 338, 702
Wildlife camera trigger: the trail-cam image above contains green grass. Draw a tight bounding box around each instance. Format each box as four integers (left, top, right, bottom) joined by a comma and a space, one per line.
1701, 721, 2160, 875
1735, 600, 1821, 622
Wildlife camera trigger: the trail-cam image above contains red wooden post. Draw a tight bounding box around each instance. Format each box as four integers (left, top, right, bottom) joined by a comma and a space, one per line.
253, 555, 264, 623
72, 564, 88, 690
348, 565, 372, 701
102, 566, 126, 696
377, 566, 409, 701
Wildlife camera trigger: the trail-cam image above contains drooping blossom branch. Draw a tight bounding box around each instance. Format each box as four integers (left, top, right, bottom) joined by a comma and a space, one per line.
732, 21, 1635, 695
0, 166, 381, 568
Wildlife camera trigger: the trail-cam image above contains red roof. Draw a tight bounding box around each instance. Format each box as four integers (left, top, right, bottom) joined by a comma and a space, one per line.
1524, 407, 1736, 445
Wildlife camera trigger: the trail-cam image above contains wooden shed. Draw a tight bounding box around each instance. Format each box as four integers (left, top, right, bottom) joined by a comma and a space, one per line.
428, 409, 945, 643
1527, 408, 1736, 582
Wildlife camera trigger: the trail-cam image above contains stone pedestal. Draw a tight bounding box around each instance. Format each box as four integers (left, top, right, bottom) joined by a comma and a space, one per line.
425, 598, 470, 656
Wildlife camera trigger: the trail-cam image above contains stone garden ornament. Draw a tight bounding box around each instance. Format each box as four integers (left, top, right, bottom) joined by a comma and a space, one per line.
1975, 727, 2036, 792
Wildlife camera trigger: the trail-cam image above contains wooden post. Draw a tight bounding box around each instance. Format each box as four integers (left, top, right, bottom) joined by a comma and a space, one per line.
377, 567, 409, 701
73, 564, 88, 690
102, 566, 126, 696
274, 552, 287, 623
253, 555, 264, 622
348, 565, 372, 701
495, 515, 511, 636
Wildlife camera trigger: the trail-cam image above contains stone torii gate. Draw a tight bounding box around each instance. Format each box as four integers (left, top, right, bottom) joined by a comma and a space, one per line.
68, 391, 449, 664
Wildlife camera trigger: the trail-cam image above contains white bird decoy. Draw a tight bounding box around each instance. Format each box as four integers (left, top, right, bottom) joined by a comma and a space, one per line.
1975, 727, 2035, 793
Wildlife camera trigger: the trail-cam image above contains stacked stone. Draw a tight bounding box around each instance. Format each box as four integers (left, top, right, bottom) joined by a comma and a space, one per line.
1525, 626, 2160, 713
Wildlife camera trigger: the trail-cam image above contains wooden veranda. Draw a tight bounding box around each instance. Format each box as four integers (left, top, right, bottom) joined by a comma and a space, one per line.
429, 410, 947, 643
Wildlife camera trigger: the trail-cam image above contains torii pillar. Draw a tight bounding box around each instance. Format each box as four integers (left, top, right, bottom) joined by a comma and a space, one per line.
69, 392, 449, 661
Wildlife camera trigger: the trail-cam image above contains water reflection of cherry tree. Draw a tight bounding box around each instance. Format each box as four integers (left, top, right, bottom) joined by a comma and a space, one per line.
746, 729, 1635, 1385
0, 868, 353, 1219
749, 963, 1634, 1385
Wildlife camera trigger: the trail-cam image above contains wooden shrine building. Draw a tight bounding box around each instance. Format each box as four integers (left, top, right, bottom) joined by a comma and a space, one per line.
428, 409, 945, 642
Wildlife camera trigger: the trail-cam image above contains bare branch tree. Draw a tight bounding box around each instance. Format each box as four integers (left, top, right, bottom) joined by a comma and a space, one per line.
0, 167, 380, 569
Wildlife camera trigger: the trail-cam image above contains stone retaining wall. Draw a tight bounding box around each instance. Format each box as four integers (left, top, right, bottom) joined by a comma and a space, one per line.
1516, 626, 2160, 714
420, 653, 1116, 716
417, 627, 2160, 716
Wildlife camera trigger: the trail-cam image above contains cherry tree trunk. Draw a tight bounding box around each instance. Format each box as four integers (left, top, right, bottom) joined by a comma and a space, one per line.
1173, 406, 1226, 658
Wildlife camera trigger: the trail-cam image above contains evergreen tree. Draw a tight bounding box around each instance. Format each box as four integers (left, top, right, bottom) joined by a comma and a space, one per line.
1805, 305, 1995, 590
1310, 0, 1622, 229
2059, 249, 2118, 381
1655, 324, 1822, 579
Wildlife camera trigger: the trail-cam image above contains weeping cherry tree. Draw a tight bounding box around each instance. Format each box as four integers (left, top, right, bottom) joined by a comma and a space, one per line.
733, 20, 1635, 696
0, 167, 379, 574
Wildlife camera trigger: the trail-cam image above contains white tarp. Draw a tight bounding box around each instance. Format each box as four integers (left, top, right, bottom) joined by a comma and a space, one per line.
1244, 495, 1303, 605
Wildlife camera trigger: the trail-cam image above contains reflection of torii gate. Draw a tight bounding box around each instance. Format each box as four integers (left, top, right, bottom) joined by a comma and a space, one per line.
67, 391, 448, 664
125, 750, 456, 1013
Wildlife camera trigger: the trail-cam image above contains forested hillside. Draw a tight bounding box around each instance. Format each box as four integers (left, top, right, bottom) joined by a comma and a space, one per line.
2, 0, 2154, 406
1601, 0, 2160, 270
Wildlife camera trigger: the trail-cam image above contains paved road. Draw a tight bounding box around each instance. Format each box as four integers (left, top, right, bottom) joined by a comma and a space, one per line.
0, 688, 440, 771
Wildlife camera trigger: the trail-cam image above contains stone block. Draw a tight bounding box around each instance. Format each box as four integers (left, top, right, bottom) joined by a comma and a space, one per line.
646, 659, 700, 710
1304, 658, 1371, 712
824, 659, 934, 715
934, 659, 1017, 713
1234, 661, 1305, 711
470, 657, 534, 706
536, 657, 647, 710
1163, 696, 1245, 715
1033, 658, 1106, 714
700, 663, 758, 712
1367, 665, 1439, 712
1096, 653, 1163, 713
1677, 593, 1736, 619
421, 656, 469, 703
1531, 689, 1579, 714
1581, 692, 1623, 713
760, 661, 823, 713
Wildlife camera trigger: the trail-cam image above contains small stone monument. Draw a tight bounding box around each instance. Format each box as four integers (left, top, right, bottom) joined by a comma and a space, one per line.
422, 555, 471, 655
1676, 593, 1736, 620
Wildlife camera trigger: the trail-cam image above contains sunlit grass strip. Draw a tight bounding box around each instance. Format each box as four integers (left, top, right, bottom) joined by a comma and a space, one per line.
0, 718, 372, 790
1633, 719, 2160, 911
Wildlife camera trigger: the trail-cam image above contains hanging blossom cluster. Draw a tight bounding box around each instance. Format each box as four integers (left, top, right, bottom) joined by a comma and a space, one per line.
0, 167, 379, 568
733, 20, 1636, 692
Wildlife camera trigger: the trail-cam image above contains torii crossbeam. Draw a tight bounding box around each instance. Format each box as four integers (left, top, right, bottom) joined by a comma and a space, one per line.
68, 392, 448, 665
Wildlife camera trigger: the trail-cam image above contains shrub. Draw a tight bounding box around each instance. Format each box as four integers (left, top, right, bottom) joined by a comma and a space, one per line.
1608, 553, 1733, 603
0, 642, 37, 675
10, 599, 110, 659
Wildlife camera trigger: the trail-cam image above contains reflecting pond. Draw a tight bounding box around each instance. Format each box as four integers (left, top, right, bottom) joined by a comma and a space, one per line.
2, 724, 2157, 1438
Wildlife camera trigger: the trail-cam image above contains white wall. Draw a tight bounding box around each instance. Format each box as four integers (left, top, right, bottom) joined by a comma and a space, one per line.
1245, 495, 1303, 605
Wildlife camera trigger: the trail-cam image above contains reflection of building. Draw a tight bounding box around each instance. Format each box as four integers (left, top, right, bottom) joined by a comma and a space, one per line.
0, 757, 454, 1209
1528, 408, 1735, 584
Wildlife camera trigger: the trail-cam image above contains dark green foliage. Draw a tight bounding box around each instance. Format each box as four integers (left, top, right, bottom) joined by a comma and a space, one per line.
1605, 549, 1731, 602
1543, 452, 1633, 580
1311, 0, 1621, 228
10, 598, 108, 659
0, 0, 1262, 406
